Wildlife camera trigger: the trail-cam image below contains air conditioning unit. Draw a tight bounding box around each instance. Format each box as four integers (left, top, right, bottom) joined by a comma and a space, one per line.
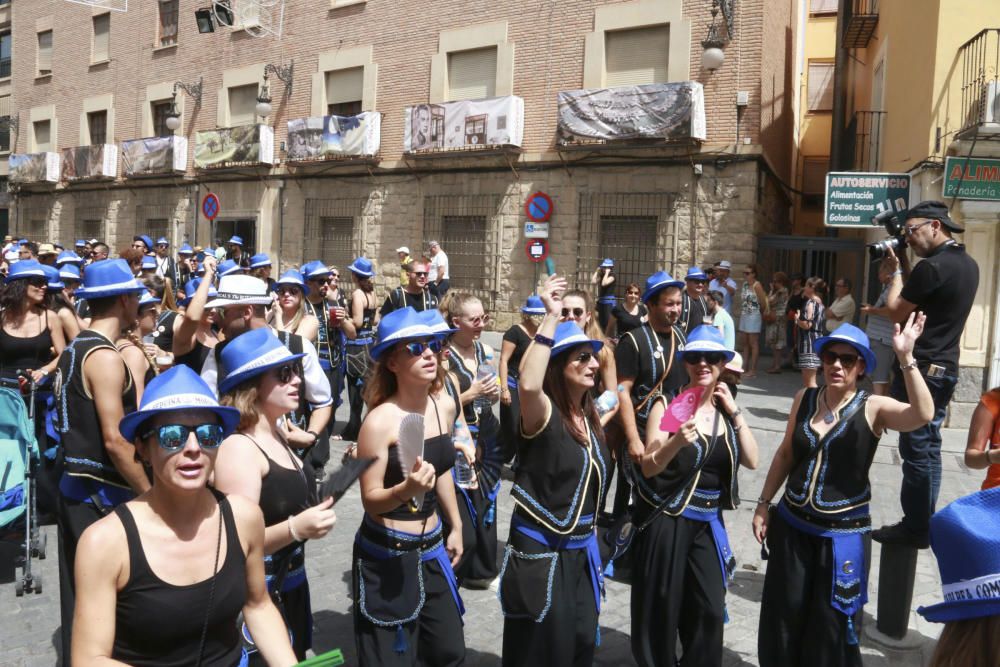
984, 80, 1000, 126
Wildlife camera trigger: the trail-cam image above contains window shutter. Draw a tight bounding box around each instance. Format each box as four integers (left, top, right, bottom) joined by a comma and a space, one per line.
37, 31, 52, 74
0, 96, 10, 118
34, 120, 51, 152
93, 13, 110, 62
325, 67, 364, 107
605, 25, 670, 87
447, 47, 497, 101
159, 0, 179, 46
807, 62, 835, 111
229, 83, 259, 126
810, 0, 838, 14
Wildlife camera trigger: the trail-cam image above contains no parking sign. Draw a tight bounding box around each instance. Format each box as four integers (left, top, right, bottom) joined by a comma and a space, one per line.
525, 239, 549, 263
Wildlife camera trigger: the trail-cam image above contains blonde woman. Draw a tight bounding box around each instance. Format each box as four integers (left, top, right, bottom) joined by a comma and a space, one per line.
560, 289, 618, 426
268, 269, 319, 344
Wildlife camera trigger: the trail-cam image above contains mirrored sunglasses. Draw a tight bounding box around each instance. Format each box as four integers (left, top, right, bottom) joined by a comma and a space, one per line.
403, 340, 444, 356
142, 423, 225, 453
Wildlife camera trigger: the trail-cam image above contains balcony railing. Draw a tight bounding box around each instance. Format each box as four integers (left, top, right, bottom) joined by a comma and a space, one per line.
846, 110, 885, 171
844, 0, 878, 49
958, 28, 1000, 138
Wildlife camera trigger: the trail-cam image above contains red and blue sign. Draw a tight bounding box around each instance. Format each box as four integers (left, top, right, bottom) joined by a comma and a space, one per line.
525, 239, 549, 263
524, 192, 553, 222
201, 193, 220, 221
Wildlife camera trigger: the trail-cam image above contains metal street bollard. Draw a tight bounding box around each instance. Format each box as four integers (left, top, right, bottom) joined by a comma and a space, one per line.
875, 542, 919, 639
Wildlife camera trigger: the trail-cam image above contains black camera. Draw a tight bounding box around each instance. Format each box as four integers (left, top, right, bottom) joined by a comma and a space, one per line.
866, 209, 907, 260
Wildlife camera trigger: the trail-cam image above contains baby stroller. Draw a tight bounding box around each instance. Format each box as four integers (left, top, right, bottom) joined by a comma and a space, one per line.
0, 377, 46, 596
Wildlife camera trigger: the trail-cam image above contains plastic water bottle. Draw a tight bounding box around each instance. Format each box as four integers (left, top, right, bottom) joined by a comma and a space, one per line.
474, 352, 497, 415
454, 451, 476, 489
595, 384, 623, 418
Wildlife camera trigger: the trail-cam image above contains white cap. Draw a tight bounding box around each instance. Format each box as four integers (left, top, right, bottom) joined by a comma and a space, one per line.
718, 260, 732, 269
395, 246, 410, 255
204, 275, 274, 309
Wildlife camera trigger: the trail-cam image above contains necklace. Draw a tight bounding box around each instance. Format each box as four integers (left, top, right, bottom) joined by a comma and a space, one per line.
822, 389, 855, 424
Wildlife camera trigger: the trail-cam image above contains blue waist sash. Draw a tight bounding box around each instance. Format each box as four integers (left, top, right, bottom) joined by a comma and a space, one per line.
510, 513, 605, 614
506, 376, 518, 390
680, 490, 737, 589
347, 337, 373, 346
264, 544, 307, 594
597, 296, 616, 305
59, 472, 134, 508
355, 517, 465, 618
776, 501, 868, 643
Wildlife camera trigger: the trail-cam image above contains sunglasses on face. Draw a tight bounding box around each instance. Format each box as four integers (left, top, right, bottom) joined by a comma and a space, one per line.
142, 423, 225, 453
330, 274, 340, 279
310, 278, 331, 285
276, 286, 301, 297
274, 363, 302, 384
411, 271, 428, 277
820, 350, 860, 370
561, 307, 585, 319
682, 351, 726, 365
573, 351, 596, 364
402, 339, 444, 356
27, 277, 48, 288
465, 314, 490, 326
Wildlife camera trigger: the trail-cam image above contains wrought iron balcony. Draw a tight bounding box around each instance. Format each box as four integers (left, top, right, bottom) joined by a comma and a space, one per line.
958, 28, 1000, 139
844, 0, 878, 49
846, 110, 885, 171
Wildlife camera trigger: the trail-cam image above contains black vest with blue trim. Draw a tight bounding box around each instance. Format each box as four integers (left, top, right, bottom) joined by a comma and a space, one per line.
622, 323, 688, 429
783, 388, 879, 517
306, 295, 346, 371
633, 395, 740, 522
511, 403, 608, 536
55, 330, 137, 489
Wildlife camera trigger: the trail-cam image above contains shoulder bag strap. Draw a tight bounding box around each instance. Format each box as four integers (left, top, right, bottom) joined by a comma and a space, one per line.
631, 328, 677, 415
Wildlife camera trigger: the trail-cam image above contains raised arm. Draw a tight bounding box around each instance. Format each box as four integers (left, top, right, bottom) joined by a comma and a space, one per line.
871, 312, 934, 432
518, 273, 565, 435
173, 256, 216, 356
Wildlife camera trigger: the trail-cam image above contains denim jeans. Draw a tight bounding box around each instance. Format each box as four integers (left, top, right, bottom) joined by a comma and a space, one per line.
890, 369, 958, 536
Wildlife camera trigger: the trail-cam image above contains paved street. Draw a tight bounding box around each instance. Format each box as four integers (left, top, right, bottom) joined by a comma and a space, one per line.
0, 347, 981, 666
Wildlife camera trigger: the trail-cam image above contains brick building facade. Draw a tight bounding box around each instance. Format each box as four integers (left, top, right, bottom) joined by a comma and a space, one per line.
10, 0, 796, 326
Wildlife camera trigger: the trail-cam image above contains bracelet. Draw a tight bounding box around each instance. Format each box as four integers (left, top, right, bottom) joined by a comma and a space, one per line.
733, 424, 743, 434
288, 515, 303, 542
730, 407, 743, 420
900, 359, 919, 371
756, 497, 772, 506
306, 430, 319, 444
892, 270, 903, 277
534, 333, 555, 347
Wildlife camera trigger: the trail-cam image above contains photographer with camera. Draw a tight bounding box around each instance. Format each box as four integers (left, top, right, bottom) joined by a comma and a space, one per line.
872, 200, 979, 549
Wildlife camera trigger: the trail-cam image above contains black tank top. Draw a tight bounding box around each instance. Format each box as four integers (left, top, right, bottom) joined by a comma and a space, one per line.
174, 339, 211, 374
448, 340, 496, 428
244, 435, 315, 526
112, 494, 246, 667
355, 290, 376, 339
380, 397, 457, 520
0, 310, 53, 380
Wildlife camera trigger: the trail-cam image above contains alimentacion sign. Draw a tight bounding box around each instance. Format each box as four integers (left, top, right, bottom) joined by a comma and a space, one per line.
943, 156, 1000, 201
824, 172, 911, 228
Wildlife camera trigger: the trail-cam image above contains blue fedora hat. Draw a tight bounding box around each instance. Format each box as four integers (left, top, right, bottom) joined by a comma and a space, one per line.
551, 321, 603, 358
141, 255, 157, 271
227, 235, 244, 246
600, 258, 614, 269
273, 269, 309, 296
119, 365, 241, 442
249, 253, 271, 269
918, 488, 1000, 623
74, 259, 146, 299
417, 308, 458, 339
156, 237, 170, 247
370, 307, 438, 361
59, 264, 82, 283
520, 295, 546, 315
133, 234, 154, 250
5, 259, 46, 283
56, 250, 82, 266
685, 266, 708, 281
41, 264, 63, 290
348, 256, 374, 278
179, 277, 218, 307
138, 292, 160, 310
300, 260, 331, 281
218, 327, 306, 395
217, 259, 241, 277
642, 270, 684, 303
813, 323, 877, 374
178, 243, 195, 256
679, 324, 736, 361
75, 239, 87, 248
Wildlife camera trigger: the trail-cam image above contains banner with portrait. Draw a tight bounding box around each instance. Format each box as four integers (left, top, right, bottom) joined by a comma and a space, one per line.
556, 81, 706, 144
121, 136, 188, 177
403, 96, 524, 153
9, 153, 61, 184
60, 144, 119, 181
194, 124, 275, 169
286, 112, 381, 162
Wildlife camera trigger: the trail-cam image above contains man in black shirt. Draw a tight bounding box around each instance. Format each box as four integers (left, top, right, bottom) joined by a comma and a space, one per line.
679, 266, 710, 334
874, 200, 979, 548
381, 259, 438, 316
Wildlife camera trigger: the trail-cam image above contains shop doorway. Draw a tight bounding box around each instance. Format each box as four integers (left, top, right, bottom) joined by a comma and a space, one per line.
211, 218, 257, 256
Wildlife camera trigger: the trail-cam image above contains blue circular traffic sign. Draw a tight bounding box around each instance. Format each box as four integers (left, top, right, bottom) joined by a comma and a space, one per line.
525, 192, 553, 222
202, 193, 220, 221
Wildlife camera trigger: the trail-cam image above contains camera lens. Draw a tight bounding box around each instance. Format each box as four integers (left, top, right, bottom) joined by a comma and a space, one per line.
866, 236, 905, 260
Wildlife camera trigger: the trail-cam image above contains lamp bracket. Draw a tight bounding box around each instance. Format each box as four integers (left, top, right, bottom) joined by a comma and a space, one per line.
716, 0, 736, 43
173, 77, 204, 106
264, 61, 294, 97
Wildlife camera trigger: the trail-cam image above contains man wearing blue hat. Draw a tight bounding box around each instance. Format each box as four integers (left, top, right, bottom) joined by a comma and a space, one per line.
381, 258, 438, 316
228, 235, 250, 269
248, 253, 275, 292
132, 235, 154, 255
152, 236, 178, 286
52, 258, 151, 656
679, 266, 711, 334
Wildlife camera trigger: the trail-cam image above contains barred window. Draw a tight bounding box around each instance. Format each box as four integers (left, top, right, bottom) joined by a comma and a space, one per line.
423, 194, 501, 309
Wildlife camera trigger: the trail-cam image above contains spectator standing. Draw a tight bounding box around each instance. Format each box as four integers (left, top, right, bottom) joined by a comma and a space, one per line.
794, 277, 827, 388
785, 274, 806, 368
606, 282, 647, 338
874, 201, 979, 549
228, 235, 250, 269
153, 237, 178, 286
396, 246, 413, 287
825, 277, 857, 332
765, 272, 790, 373
964, 387, 1000, 490
737, 264, 769, 378
860, 262, 896, 395
427, 240, 450, 296
708, 260, 738, 312
679, 266, 711, 334
707, 290, 736, 351
381, 259, 439, 316
591, 258, 616, 331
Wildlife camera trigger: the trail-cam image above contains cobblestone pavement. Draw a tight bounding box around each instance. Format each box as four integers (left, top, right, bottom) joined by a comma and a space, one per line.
0, 348, 981, 666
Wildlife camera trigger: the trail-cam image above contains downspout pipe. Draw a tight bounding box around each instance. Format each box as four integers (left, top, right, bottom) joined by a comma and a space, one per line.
830, 0, 850, 171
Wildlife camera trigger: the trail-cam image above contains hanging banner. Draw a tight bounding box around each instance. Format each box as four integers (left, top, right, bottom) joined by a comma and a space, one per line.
194, 124, 275, 169
286, 112, 381, 162
9, 152, 61, 184
60, 144, 118, 181
122, 136, 188, 177
403, 95, 524, 152
556, 81, 706, 144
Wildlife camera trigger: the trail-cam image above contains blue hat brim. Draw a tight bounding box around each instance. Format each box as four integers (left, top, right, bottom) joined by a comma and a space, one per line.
551, 337, 604, 358
813, 334, 877, 374
917, 598, 1000, 624
678, 341, 736, 362
218, 352, 307, 396
119, 403, 241, 443
75, 283, 148, 299
349, 266, 374, 278
370, 329, 438, 361
642, 279, 684, 303
520, 307, 547, 315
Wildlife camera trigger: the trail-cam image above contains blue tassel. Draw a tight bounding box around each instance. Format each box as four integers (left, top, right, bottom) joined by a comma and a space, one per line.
484, 502, 496, 528
393, 625, 407, 654
845, 617, 858, 646
595, 624, 601, 647
603, 560, 615, 578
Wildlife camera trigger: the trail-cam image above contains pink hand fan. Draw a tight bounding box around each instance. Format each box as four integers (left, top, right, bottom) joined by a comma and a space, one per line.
659, 386, 704, 433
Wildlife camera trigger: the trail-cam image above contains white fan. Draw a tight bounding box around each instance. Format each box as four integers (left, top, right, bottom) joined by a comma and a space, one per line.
396, 413, 426, 512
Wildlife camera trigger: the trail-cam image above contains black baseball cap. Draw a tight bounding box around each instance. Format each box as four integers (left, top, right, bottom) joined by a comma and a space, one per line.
903, 200, 964, 233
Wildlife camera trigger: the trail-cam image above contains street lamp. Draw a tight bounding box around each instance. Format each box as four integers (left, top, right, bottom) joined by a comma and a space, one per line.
255, 71, 273, 119
255, 62, 294, 120
164, 78, 204, 131
701, 0, 736, 72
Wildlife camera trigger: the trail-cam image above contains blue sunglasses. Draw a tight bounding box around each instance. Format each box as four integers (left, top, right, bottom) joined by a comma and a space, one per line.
403, 340, 444, 356
141, 423, 225, 453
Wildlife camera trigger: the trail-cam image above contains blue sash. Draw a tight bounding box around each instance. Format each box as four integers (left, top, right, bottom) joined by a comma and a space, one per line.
264, 544, 307, 594
680, 490, 737, 590
506, 377, 518, 390
347, 337, 374, 346
59, 472, 135, 508
597, 296, 617, 305
510, 513, 605, 615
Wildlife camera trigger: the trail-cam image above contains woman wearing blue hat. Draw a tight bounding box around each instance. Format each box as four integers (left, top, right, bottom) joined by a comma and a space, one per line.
172, 257, 221, 374
71, 366, 297, 667
268, 269, 319, 343
213, 327, 337, 663
630, 324, 759, 667
343, 256, 380, 441
753, 315, 934, 667
115, 292, 162, 396
0, 260, 67, 386
498, 295, 545, 459
51, 263, 86, 341
499, 274, 609, 667
352, 306, 466, 665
